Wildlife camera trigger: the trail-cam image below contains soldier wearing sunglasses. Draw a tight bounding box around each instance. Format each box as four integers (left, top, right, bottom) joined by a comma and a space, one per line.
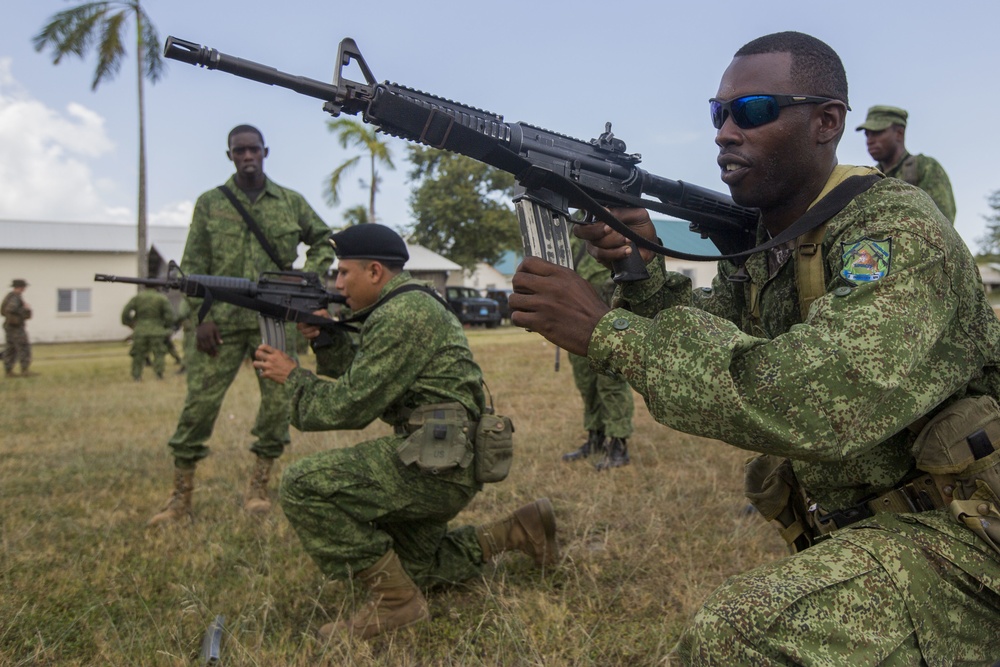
510, 30, 1000, 664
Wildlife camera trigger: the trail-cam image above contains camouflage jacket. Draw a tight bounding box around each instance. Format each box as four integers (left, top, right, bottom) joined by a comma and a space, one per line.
589, 168, 1000, 510
181, 175, 333, 330
880, 151, 956, 224
121, 290, 175, 337
1, 292, 31, 329
284, 272, 486, 432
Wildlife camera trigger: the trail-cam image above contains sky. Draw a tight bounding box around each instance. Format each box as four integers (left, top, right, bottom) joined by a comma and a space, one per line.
1, 1, 995, 255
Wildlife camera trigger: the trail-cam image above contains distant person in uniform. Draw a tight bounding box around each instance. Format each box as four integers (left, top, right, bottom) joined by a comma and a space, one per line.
2, 279, 34, 378
562, 237, 634, 470
121, 287, 176, 381
856, 105, 956, 223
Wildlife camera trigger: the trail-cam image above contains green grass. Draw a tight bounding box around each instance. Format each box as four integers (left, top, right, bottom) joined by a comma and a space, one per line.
0, 329, 785, 666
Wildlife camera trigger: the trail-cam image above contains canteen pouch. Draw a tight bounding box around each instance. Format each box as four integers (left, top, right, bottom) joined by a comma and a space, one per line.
473, 414, 515, 484
912, 395, 1000, 554
744, 454, 815, 553
397, 403, 473, 474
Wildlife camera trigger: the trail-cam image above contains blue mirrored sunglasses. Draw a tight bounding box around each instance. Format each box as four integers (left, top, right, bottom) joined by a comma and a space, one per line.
709, 94, 847, 130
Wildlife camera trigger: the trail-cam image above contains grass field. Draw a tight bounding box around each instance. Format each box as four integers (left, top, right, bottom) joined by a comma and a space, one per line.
0, 328, 786, 666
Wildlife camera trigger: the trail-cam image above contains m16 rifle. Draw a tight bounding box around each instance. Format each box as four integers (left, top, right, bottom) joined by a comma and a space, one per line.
162, 36, 762, 284
95, 263, 349, 351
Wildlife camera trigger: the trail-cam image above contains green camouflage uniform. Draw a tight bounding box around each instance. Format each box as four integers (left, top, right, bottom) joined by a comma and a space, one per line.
279, 271, 488, 588
587, 169, 1000, 664
167, 175, 333, 464
121, 289, 175, 380
569, 238, 633, 439
881, 151, 956, 225
1, 291, 31, 374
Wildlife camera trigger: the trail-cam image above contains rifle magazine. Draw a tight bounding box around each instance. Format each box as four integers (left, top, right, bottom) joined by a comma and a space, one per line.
258, 315, 287, 352
515, 200, 573, 270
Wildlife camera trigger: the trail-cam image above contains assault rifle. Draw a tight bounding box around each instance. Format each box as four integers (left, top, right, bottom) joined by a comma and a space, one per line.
162, 36, 761, 283
95, 262, 349, 351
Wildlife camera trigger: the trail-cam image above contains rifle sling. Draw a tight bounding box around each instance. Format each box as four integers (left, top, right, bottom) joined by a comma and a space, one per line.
343, 283, 454, 325
217, 185, 290, 270
372, 90, 880, 263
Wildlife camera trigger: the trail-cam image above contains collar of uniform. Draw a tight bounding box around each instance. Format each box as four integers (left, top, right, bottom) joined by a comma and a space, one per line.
224, 174, 283, 201
806, 165, 882, 210
350, 270, 414, 320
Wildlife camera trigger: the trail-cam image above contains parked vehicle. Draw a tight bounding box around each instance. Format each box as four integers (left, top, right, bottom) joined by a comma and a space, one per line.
446, 287, 502, 328
484, 288, 513, 323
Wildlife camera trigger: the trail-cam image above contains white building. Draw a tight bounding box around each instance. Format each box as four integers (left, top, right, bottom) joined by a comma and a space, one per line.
0, 220, 187, 343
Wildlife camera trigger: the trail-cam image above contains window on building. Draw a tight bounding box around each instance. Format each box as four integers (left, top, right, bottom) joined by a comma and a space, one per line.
58, 288, 91, 314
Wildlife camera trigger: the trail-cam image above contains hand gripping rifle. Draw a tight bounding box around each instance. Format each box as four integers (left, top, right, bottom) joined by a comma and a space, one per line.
163, 36, 761, 283
95, 262, 349, 351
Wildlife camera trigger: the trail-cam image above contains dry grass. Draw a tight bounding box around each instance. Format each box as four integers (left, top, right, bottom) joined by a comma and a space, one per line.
0, 329, 786, 666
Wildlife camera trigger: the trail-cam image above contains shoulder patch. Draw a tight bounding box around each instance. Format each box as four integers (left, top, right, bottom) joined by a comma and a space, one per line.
840, 237, 892, 284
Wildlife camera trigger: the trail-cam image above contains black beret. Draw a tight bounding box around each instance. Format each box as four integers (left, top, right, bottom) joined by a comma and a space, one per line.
11, 279, 27, 288
330, 224, 409, 264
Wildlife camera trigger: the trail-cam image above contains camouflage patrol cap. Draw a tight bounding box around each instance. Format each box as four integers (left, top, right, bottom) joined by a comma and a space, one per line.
11, 279, 27, 288
330, 223, 409, 264
855, 105, 908, 131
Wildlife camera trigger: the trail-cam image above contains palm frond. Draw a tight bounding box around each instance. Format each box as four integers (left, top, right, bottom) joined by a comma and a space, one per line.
137, 7, 164, 82
92, 10, 127, 89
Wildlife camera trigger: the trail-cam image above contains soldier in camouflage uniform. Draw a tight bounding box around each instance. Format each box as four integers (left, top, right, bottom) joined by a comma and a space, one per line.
1, 279, 33, 378
563, 237, 635, 470
509, 31, 1000, 664
253, 223, 559, 640
121, 287, 175, 381
148, 125, 334, 526
857, 105, 956, 224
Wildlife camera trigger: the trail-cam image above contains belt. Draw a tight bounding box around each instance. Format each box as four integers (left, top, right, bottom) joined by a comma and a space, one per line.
809, 473, 946, 535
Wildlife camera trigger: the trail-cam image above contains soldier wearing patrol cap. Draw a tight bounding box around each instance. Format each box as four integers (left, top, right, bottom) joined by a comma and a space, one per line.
857, 104, 957, 223
2, 279, 34, 378
253, 223, 559, 641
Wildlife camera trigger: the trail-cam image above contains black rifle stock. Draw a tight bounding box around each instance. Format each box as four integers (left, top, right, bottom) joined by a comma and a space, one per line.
163, 36, 760, 283
95, 263, 349, 350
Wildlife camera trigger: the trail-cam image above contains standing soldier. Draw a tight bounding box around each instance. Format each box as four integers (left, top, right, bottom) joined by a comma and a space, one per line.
2, 279, 35, 378
856, 105, 956, 223
121, 287, 176, 381
562, 237, 635, 470
147, 124, 333, 526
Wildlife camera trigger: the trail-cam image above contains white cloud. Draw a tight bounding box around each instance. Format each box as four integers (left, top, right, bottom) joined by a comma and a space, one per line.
0, 57, 126, 223
151, 200, 193, 227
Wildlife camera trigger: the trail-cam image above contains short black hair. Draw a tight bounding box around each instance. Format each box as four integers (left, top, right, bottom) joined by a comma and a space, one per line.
735, 31, 848, 107
228, 124, 264, 146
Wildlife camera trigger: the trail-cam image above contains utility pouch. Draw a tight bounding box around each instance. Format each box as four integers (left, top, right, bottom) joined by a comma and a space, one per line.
473, 414, 515, 484
913, 395, 1000, 554
744, 454, 814, 553
397, 403, 473, 474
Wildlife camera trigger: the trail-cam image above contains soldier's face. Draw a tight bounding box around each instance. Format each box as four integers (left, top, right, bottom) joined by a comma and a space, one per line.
713, 52, 818, 212
864, 127, 903, 163
335, 259, 382, 310
227, 132, 268, 179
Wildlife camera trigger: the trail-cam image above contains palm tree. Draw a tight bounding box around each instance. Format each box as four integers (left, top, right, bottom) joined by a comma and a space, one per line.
34, 1, 163, 278
325, 118, 394, 224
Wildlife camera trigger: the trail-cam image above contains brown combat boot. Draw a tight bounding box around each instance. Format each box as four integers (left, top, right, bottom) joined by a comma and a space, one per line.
317, 550, 430, 641
147, 465, 195, 527
243, 456, 274, 515
476, 498, 560, 567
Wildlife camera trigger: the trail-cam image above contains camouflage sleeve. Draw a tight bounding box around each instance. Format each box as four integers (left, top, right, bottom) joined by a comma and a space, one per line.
121, 297, 137, 328
282, 297, 438, 431
588, 227, 954, 462
917, 156, 956, 224
181, 193, 213, 277
291, 193, 334, 276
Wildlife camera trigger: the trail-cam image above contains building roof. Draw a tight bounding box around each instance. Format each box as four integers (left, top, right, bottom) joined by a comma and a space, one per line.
330, 242, 462, 272
0, 219, 188, 263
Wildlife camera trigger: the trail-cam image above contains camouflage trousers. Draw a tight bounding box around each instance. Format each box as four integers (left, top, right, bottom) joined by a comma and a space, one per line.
3, 326, 30, 373
129, 334, 167, 379
670, 510, 1000, 665
167, 327, 291, 464
280, 434, 484, 589
569, 352, 634, 438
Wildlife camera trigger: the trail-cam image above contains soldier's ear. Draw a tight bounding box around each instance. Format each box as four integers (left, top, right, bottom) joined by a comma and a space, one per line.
263, 146, 270, 159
